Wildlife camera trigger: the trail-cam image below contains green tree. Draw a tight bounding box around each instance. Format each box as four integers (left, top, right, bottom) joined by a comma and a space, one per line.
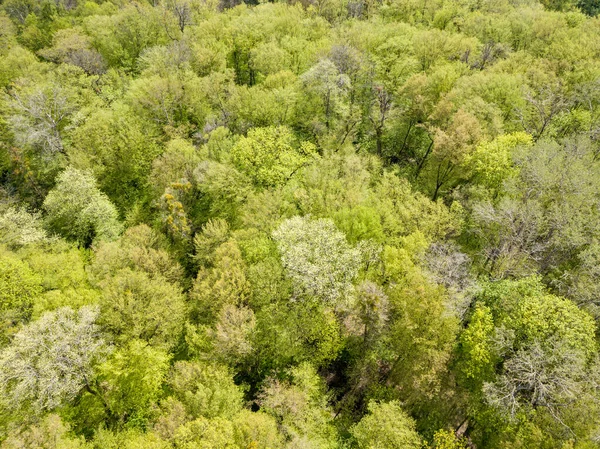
167, 360, 243, 419
1, 414, 89, 449
230, 126, 316, 188
0, 251, 42, 341
98, 269, 186, 350
351, 400, 422, 449
96, 340, 170, 427
43, 167, 121, 247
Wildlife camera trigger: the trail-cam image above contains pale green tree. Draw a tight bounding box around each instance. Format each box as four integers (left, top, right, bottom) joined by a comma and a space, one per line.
0, 252, 42, 341
43, 167, 121, 247
351, 400, 422, 449
168, 361, 243, 420
98, 269, 186, 350
97, 339, 170, 427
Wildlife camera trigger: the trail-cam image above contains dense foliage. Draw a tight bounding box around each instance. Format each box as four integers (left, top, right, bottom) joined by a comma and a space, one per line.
2, 0, 600, 447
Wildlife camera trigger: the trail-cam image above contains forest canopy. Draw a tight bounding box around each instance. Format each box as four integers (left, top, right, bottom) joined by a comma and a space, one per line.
2, 0, 600, 447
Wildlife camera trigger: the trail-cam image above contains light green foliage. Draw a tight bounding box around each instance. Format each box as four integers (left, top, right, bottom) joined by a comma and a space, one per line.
351, 400, 421, 449
458, 303, 496, 388
98, 340, 170, 426
431, 430, 469, 449
382, 245, 460, 403
465, 132, 533, 192
230, 126, 316, 187
17, 242, 99, 317
192, 219, 231, 268
150, 139, 202, 199
259, 363, 338, 448
214, 304, 256, 362
89, 224, 185, 286
173, 416, 236, 449
0, 306, 107, 413
473, 278, 600, 438
126, 71, 206, 131
232, 410, 284, 449
99, 269, 186, 350
43, 167, 121, 246
299, 59, 351, 134
91, 428, 169, 449
471, 137, 600, 278
168, 361, 243, 419
4, 0, 600, 447
191, 239, 250, 323
272, 216, 361, 304
0, 251, 41, 339
192, 160, 253, 226
70, 105, 161, 212
84, 4, 167, 71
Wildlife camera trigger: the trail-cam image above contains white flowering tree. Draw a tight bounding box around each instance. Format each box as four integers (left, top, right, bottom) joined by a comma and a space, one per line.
272, 216, 361, 304
0, 306, 108, 413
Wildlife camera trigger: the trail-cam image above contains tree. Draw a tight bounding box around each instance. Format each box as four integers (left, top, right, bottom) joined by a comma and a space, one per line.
167, 361, 243, 420
214, 304, 256, 363
98, 269, 186, 350
350, 400, 422, 449
0, 206, 48, 248
2, 414, 89, 449
43, 167, 121, 247
191, 240, 250, 324
89, 224, 185, 286
69, 104, 161, 213
0, 306, 107, 413
230, 126, 316, 188
6, 81, 75, 157
468, 277, 600, 441
232, 410, 284, 449
0, 252, 42, 341
470, 137, 600, 279
272, 216, 361, 304
97, 340, 170, 427
259, 363, 338, 448
299, 58, 351, 134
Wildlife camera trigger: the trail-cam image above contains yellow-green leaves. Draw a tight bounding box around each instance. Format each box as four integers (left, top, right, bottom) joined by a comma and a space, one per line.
465, 132, 533, 192
230, 126, 317, 188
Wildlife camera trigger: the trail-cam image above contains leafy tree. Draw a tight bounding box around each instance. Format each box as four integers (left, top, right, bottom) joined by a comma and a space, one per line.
230, 126, 316, 188
272, 216, 361, 304
98, 269, 186, 350
43, 167, 121, 247
465, 277, 600, 444
69, 105, 161, 213
232, 410, 284, 449
89, 224, 185, 286
191, 239, 250, 324
259, 363, 338, 448
96, 339, 170, 427
1, 414, 89, 449
0, 306, 107, 413
167, 361, 243, 419
0, 206, 48, 248
0, 251, 42, 340
350, 400, 422, 449
84, 4, 167, 71
213, 304, 256, 363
